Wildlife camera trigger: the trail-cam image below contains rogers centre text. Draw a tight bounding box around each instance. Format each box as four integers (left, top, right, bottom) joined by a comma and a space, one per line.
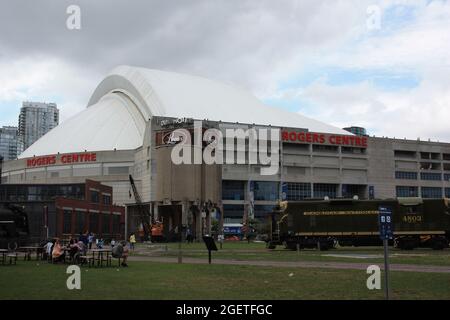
282, 130, 368, 147
26, 153, 97, 168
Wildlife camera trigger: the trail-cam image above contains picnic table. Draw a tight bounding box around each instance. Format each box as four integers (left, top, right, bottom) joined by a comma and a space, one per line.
1, 248, 18, 265
0, 249, 7, 265
19, 246, 43, 261
62, 247, 73, 263
91, 249, 112, 267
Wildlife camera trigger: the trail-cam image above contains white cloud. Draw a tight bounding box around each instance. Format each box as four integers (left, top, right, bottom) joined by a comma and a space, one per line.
0, 56, 101, 126
265, 0, 450, 141
0, 0, 449, 143
296, 67, 450, 141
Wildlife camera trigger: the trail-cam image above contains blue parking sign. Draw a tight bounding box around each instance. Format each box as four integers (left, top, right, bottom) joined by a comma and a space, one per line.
281, 182, 287, 201
378, 206, 393, 240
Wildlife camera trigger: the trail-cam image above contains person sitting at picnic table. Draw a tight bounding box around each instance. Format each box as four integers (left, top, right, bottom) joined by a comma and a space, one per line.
52, 239, 65, 263
110, 239, 116, 248
96, 238, 104, 249
112, 241, 129, 267
88, 232, 94, 250
68, 238, 80, 261
77, 240, 87, 256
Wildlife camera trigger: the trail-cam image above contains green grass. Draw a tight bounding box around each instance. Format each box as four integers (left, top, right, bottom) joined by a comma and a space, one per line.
132, 242, 450, 266
159, 241, 267, 251
0, 260, 449, 300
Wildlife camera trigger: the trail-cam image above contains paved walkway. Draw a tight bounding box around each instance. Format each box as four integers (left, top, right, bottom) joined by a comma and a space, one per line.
128, 255, 450, 273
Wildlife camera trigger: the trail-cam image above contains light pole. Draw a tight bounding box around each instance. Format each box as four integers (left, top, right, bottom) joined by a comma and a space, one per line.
0, 155, 4, 185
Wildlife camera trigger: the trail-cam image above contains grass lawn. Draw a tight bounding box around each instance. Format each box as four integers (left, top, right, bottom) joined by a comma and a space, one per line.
0, 260, 449, 300
132, 242, 450, 266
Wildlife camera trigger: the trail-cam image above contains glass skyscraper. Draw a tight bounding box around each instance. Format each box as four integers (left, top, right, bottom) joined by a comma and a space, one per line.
0, 126, 19, 160
18, 101, 59, 152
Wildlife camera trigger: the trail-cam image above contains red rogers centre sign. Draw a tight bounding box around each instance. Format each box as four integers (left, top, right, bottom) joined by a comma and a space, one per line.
26, 153, 97, 168
282, 131, 368, 147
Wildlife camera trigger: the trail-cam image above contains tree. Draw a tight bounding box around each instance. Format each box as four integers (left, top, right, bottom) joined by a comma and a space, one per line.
211, 219, 219, 238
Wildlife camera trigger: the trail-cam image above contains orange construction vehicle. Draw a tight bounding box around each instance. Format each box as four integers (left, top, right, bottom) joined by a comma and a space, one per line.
151, 222, 164, 242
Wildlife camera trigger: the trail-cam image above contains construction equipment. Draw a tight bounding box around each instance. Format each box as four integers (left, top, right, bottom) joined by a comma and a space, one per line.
151, 221, 164, 242
129, 175, 152, 241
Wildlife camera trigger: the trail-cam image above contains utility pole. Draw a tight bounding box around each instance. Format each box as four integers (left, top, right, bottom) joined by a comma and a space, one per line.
383, 238, 390, 300
378, 205, 393, 300
0, 155, 3, 185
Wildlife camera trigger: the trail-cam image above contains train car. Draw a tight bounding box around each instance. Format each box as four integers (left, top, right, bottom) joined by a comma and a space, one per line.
0, 203, 30, 249
267, 198, 450, 250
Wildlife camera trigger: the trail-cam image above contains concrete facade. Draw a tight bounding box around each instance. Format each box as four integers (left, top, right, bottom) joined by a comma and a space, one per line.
2, 116, 450, 239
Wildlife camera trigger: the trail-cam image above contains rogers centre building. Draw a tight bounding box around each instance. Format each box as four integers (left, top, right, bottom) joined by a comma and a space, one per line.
2, 65, 450, 240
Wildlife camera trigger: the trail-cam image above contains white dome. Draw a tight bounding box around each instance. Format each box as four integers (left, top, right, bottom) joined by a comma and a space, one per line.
19, 92, 145, 158
19, 65, 350, 158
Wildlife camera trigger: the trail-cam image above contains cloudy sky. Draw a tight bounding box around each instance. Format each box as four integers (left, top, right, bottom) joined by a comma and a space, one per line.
0, 0, 449, 141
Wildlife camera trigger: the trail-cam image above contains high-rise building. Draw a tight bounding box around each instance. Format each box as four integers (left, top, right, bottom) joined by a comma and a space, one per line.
18, 101, 59, 152
0, 126, 19, 160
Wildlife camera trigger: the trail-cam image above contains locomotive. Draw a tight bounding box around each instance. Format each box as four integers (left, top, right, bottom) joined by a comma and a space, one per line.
0, 203, 30, 250
267, 198, 450, 250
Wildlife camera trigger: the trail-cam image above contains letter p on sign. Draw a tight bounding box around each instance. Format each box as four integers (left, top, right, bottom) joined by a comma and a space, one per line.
66, 265, 81, 290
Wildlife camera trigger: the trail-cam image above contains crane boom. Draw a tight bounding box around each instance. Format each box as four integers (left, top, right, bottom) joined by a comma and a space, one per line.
129, 175, 152, 240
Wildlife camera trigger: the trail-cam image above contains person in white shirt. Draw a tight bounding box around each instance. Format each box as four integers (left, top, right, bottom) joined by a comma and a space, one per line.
43, 240, 53, 261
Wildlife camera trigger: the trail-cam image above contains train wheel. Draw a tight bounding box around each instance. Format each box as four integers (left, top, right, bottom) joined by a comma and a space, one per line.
431, 238, 447, 250
398, 239, 415, 250
266, 242, 276, 249
284, 241, 297, 250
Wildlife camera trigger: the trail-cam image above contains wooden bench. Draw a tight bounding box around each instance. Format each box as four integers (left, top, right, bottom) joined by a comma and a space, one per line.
79, 255, 94, 267
7, 253, 17, 265
101, 254, 111, 267
0, 251, 7, 265
111, 256, 122, 267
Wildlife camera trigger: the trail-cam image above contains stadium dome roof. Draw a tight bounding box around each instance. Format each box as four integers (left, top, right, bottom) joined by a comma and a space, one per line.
19, 65, 350, 158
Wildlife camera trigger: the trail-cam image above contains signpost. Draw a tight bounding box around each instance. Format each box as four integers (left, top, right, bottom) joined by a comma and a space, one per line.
202, 236, 218, 264
378, 205, 393, 300
281, 182, 287, 201
43, 205, 49, 240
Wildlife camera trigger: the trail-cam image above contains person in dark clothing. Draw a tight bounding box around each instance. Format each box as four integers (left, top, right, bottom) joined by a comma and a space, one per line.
186, 228, 193, 243
68, 238, 79, 261
78, 232, 88, 246
112, 241, 129, 267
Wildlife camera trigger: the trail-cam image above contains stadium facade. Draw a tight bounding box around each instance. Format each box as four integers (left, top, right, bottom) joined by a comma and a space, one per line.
2, 65, 450, 240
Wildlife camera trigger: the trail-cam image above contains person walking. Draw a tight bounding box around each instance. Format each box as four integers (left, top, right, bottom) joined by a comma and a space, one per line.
129, 233, 136, 250
186, 228, 193, 244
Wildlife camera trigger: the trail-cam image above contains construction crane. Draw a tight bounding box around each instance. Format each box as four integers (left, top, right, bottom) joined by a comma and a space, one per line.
129, 175, 152, 241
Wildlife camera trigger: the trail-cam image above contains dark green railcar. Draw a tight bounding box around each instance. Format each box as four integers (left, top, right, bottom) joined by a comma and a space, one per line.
267, 198, 450, 250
